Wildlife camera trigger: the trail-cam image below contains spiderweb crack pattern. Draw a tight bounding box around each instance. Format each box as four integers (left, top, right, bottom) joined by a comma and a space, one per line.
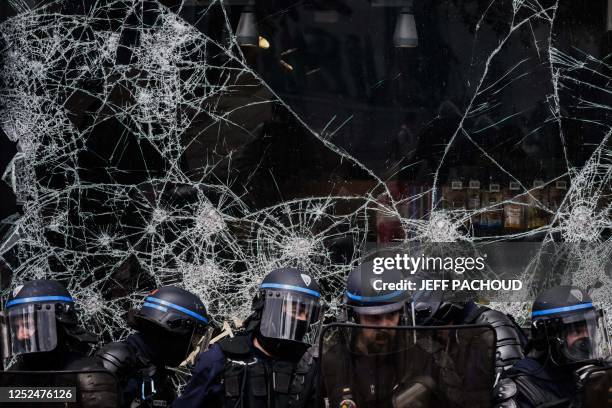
0, 0, 610, 352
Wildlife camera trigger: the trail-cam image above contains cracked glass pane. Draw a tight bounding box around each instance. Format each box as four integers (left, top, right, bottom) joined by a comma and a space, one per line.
0, 0, 610, 352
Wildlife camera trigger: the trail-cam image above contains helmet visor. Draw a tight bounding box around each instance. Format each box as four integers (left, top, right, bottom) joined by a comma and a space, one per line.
260, 290, 322, 345
190, 325, 214, 353
1, 303, 59, 359
558, 309, 610, 363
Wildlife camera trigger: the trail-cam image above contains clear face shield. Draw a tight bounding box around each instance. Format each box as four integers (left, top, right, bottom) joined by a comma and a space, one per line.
259, 290, 322, 345
549, 309, 611, 365
189, 324, 214, 353
1, 303, 60, 359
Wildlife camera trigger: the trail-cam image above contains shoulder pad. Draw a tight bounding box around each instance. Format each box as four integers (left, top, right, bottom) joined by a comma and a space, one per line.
474, 308, 512, 327
475, 309, 525, 371
217, 333, 251, 357
77, 370, 120, 408
95, 341, 134, 373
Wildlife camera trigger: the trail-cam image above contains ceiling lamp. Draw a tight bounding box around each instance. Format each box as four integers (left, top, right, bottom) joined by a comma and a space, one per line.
236, 3, 258, 47
394, 6, 418, 48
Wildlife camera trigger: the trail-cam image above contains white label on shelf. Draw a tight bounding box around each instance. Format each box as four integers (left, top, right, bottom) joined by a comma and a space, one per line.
509, 182, 520, 190
469, 180, 480, 189
489, 183, 500, 192
451, 181, 463, 190
555, 180, 567, 190
533, 179, 544, 188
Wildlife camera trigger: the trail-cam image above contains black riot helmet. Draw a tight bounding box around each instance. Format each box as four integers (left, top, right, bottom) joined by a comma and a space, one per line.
1, 279, 80, 359
410, 288, 468, 326
343, 261, 410, 324
131, 286, 212, 365
251, 268, 323, 355
530, 286, 610, 367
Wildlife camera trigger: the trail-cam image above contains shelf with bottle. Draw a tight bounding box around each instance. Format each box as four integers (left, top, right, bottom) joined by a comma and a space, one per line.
363, 170, 577, 242
480, 178, 503, 235
394, 176, 571, 239
549, 179, 568, 213
526, 179, 551, 229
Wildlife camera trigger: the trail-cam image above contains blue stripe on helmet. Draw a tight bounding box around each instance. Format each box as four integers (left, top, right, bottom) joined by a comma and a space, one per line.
260, 283, 321, 298
531, 302, 593, 318
345, 290, 405, 303
6, 296, 74, 309
143, 302, 168, 313
145, 297, 209, 324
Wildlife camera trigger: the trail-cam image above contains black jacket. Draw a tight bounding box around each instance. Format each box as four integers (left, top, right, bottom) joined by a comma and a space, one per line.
173, 331, 319, 408
96, 332, 176, 407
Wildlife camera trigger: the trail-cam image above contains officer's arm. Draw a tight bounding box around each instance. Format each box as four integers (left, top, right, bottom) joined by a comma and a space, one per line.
172, 344, 225, 408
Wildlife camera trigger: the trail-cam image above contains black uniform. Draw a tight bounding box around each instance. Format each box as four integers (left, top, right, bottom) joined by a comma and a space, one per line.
320, 323, 497, 408
175, 331, 318, 407
95, 286, 213, 408
321, 260, 412, 407
96, 333, 177, 407
173, 267, 323, 408
495, 357, 578, 408
322, 336, 403, 408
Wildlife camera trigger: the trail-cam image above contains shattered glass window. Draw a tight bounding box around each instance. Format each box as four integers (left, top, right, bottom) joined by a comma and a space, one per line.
0, 0, 610, 345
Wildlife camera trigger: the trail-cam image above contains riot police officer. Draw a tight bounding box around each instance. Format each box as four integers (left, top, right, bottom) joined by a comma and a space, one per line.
173, 267, 323, 407
1, 279, 99, 370
411, 286, 527, 374
321, 261, 412, 408
96, 286, 212, 408
1, 279, 119, 407
495, 286, 612, 408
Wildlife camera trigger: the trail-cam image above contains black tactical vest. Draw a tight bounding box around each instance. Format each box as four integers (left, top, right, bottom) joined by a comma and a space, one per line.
217, 333, 318, 408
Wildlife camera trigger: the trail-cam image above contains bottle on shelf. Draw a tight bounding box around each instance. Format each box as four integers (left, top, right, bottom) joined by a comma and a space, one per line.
442, 174, 466, 211
549, 179, 568, 213
467, 176, 482, 230
482, 176, 503, 234
526, 179, 550, 229
503, 180, 526, 232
